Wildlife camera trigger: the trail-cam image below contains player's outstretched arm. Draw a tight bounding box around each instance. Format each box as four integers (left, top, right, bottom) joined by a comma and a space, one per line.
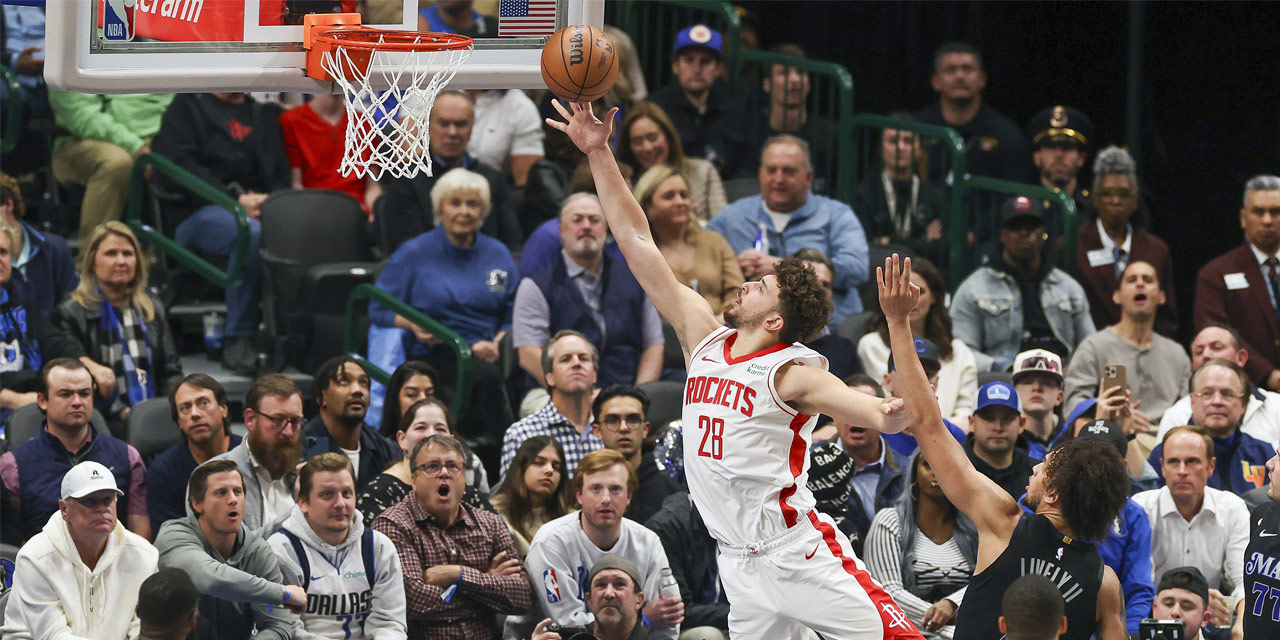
775, 363, 907, 434
878, 255, 1021, 542
546, 100, 719, 355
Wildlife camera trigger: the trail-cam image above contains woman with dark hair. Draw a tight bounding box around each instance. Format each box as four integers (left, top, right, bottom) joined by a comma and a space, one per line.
617, 101, 726, 222
866, 453, 977, 638
356, 397, 490, 525
854, 113, 949, 265
858, 256, 977, 422
1076, 146, 1176, 335
489, 434, 572, 558
375, 360, 441, 436
632, 164, 743, 315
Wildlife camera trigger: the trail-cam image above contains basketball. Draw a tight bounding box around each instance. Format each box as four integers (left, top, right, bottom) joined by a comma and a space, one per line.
540, 25, 619, 103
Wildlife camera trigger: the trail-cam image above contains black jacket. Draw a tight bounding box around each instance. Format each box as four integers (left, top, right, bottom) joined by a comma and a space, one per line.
302, 415, 403, 489
645, 492, 728, 631
151, 93, 292, 231
0, 292, 82, 394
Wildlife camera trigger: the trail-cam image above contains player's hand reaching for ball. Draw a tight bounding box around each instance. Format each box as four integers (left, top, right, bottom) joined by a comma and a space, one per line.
876, 254, 920, 324
545, 99, 619, 156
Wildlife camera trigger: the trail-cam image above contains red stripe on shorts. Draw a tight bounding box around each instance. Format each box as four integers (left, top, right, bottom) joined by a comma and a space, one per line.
807, 511, 924, 639
777, 411, 809, 527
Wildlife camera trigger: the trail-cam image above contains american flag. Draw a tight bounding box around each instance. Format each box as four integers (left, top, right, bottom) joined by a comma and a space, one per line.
498, 0, 557, 37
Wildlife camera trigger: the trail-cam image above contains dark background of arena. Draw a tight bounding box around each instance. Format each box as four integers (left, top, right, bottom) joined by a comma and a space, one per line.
742, 0, 1280, 341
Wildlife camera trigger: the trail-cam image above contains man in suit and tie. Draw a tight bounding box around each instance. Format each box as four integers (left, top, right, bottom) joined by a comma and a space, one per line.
1195, 174, 1280, 391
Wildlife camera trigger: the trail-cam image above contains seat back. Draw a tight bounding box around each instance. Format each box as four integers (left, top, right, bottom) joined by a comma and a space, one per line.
6, 404, 110, 448
639, 380, 686, 435
125, 397, 182, 463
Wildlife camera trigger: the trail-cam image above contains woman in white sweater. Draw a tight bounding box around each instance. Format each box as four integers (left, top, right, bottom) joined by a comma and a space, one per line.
858, 256, 977, 424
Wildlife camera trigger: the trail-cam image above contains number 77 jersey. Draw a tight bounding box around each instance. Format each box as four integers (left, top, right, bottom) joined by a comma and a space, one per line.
682, 327, 829, 547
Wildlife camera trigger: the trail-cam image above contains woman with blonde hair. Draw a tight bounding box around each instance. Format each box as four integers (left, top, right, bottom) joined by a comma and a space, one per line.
54, 221, 182, 421
618, 101, 726, 221
633, 164, 743, 315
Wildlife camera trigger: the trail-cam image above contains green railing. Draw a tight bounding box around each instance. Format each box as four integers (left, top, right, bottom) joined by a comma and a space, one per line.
0, 65, 22, 154
341, 284, 472, 418
958, 175, 1080, 281
850, 114, 967, 288
124, 152, 251, 288
733, 50, 856, 203
610, 0, 740, 93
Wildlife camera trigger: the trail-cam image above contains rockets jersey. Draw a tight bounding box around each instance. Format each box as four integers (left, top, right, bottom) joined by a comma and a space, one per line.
682, 327, 828, 546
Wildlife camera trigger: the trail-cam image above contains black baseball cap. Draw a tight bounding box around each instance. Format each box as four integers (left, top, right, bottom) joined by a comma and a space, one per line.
1076, 419, 1127, 457
887, 337, 941, 374
1000, 195, 1046, 228
1156, 566, 1210, 609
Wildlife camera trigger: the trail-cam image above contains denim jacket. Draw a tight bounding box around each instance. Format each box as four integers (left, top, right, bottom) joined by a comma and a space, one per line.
951, 265, 1095, 371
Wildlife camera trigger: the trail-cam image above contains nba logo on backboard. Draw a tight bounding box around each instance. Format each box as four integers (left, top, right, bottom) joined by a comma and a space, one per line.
102, 0, 136, 42
543, 569, 561, 603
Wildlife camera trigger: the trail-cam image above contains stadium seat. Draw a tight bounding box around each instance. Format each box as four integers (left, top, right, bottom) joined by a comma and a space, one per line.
639, 380, 685, 437
722, 177, 761, 204
834, 311, 873, 344
125, 397, 182, 464
259, 189, 380, 372
6, 404, 110, 449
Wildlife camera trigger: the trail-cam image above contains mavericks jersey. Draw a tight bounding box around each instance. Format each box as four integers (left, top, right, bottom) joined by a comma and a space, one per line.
682, 327, 828, 546
1244, 501, 1280, 637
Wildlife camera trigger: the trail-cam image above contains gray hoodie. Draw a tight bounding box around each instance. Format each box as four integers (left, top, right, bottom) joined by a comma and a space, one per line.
155, 513, 299, 640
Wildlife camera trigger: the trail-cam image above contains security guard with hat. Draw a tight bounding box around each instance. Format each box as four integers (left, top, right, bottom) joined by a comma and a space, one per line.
1028, 106, 1095, 241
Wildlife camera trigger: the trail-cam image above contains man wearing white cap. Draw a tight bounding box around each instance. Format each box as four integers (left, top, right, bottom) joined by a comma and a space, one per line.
1012, 349, 1067, 459
0, 460, 158, 639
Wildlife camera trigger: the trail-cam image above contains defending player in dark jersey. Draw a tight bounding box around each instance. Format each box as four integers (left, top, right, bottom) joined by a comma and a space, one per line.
1234, 444, 1280, 638
876, 254, 1130, 640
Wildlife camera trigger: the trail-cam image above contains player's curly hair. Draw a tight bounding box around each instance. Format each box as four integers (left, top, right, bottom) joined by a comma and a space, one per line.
1044, 438, 1129, 542
775, 257, 834, 344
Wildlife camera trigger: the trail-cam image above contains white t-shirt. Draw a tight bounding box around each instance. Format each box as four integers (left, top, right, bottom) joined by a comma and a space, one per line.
524, 511, 677, 640
468, 89, 545, 175
250, 450, 297, 527
341, 446, 361, 478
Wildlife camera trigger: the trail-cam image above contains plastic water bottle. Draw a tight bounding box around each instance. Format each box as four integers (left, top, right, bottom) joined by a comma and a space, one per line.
202, 312, 225, 359
658, 568, 680, 600
753, 223, 770, 254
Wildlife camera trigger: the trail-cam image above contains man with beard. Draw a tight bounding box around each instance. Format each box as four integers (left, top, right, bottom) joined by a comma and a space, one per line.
1195, 175, 1280, 391
372, 434, 530, 640
515, 193, 663, 393
879, 255, 1130, 640
155, 459, 304, 640
147, 373, 242, 532
269, 453, 407, 639
952, 196, 1095, 371
210, 373, 304, 535
302, 357, 400, 490
1028, 105, 1095, 236
532, 555, 654, 640
1064, 261, 1190, 426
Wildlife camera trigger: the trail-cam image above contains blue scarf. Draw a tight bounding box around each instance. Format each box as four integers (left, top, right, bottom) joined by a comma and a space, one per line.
98, 290, 155, 407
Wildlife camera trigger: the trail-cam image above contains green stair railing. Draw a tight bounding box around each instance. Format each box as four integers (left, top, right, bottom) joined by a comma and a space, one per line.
124, 152, 250, 288
341, 284, 472, 418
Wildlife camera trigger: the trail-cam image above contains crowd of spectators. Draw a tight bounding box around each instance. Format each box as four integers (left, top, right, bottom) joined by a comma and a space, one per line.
3, 4, 1280, 639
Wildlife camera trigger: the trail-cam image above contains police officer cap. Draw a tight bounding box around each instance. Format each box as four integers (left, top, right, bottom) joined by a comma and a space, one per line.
1028, 105, 1093, 150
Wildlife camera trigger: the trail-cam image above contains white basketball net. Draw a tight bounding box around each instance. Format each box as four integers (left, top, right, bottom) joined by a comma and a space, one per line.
321, 37, 472, 181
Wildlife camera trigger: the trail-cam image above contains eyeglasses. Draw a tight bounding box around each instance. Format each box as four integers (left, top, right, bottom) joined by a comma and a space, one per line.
415, 460, 464, 475
599, 414, 645, 431
257, 412, 304, 431
1191, 389, 1243, 402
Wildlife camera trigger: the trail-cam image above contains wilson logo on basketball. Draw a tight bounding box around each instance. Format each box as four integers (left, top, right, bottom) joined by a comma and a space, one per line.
568, 31, 585, 65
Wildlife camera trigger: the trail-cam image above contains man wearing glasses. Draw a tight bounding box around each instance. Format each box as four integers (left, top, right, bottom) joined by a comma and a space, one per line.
210, 373, 305, 536
1146, 359, 1274, 496
372, 433, 530, 640
591, 385, 677, 524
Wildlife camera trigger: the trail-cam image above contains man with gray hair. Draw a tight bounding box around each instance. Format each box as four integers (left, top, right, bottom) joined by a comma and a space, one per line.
500, 330, 605, 478
1195, 174, 1280, 391
707, 134, 869, 323
513, 192, 664, 401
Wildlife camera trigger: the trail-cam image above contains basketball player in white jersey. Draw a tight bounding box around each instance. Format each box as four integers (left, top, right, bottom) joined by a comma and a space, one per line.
548, 100, 924, 640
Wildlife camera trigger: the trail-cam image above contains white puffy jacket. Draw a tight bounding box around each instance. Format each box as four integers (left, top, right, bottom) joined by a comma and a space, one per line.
0, 512, 158, 640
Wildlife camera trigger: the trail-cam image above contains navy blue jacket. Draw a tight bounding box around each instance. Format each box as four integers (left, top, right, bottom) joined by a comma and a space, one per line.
2, 222, 77, 317
1148, 429, 1274, 495
146, 432, 242, 532
2, 426, 132, 545
301, 416, 402, 489
527, 251, 648, 387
